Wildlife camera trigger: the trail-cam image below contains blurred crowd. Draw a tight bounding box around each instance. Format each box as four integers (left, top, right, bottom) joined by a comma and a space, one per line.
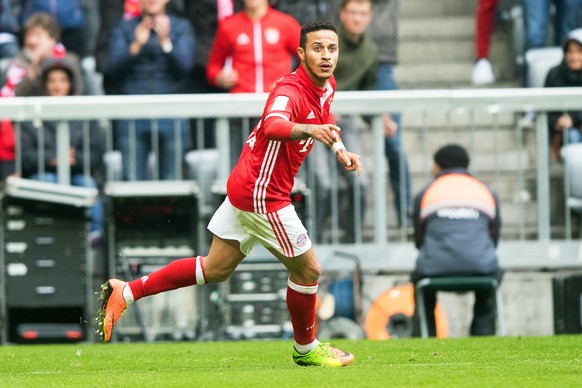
0, 0, 580, 244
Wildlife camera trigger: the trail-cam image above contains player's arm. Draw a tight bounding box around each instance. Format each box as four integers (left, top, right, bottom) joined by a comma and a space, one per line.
289, 121, 361, 176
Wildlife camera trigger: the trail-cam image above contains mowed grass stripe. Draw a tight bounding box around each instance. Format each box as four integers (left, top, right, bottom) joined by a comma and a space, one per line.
1, 336, 581, 387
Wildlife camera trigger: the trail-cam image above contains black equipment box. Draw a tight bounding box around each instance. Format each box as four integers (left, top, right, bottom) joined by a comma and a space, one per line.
104, 181, 201, 342
553, 273, 582, 334
1, 177, 95, 343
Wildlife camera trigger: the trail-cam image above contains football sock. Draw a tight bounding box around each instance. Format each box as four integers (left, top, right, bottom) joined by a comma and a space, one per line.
127, 256, 206, 302
122, 284, 134, 305
286, 277, 318, 348
294, 339, 319, 354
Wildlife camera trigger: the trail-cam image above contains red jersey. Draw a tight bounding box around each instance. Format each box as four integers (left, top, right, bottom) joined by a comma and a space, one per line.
227, 65, 336, 213
206, 7, 301, 93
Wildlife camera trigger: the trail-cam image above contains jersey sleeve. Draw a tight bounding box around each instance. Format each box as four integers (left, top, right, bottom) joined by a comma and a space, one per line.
261, 83, 300, 141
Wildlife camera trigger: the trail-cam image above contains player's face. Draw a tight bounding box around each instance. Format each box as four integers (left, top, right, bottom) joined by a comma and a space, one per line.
297, 30, 339, 88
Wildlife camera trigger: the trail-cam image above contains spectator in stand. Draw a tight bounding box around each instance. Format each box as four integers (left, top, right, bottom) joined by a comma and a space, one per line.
207, 0, 300, 94
19, 57, 105, 242
105, 0, 195, 181
522, 0, 582, 57
95, 0, 184, 95
328, 0, 412, 228
185, 0, 241, 95
544, 28, 582, 158
19, 0, 88, 58
411, 144, 502, 337
0, 119, 15, 182
183, 0, 242, 149
1, 12, 83, 97
472, 0, 498, 86
206, 0, 301, 166
310, 0, 373, 243
0, 0, 20, 62
0, 0, 20, 182
273, 0, 328, 27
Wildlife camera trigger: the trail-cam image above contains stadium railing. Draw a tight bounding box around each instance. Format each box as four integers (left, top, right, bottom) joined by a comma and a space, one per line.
2, 88, 582, 273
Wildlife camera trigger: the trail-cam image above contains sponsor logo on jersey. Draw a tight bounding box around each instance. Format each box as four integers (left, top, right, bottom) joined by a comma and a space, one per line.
306, 110, 315, 119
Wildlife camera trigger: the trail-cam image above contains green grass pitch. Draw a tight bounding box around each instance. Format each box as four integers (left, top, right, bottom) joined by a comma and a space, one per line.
1, 336, 581, 387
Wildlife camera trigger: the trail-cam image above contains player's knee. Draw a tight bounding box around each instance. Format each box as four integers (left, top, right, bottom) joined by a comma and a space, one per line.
291, 260, 321, 284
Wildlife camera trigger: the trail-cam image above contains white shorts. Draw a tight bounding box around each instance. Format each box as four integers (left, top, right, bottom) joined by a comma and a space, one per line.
207, 197, 312, 258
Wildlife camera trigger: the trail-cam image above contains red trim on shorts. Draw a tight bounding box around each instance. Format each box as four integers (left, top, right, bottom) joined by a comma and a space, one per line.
267, 211, 295, 257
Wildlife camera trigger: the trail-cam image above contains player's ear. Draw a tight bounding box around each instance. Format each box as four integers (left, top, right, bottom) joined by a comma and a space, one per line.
297, 47, 305, 62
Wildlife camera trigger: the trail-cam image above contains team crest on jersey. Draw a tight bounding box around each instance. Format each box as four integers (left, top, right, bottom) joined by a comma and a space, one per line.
264, 28, 280, 44
296, 233, 308, 247
236, 33, 251, 45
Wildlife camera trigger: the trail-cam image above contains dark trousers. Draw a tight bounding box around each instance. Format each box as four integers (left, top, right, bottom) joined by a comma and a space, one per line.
411, 272, 502, 337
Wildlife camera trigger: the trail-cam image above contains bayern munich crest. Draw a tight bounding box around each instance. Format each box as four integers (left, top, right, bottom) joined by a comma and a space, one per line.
296, 233, 307, 247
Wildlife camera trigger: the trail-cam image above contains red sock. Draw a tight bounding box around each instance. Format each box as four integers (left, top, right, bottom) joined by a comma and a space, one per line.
128, 256, 206, 301
286, 278, 318, 345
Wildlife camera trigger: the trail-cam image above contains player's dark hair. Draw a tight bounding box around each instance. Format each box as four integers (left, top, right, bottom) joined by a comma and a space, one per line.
300, 19, 337, 50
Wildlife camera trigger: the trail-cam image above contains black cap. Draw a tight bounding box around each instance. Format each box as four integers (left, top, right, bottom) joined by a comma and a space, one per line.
434, 144, 469, 169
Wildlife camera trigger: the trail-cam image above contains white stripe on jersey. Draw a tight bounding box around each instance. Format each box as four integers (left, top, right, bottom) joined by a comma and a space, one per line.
265, 112, 289, 121
253, 139, 281, 213
272, 96, 289, 111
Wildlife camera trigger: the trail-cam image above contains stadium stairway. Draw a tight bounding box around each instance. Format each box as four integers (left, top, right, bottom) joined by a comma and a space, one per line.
382, 0, 558, 240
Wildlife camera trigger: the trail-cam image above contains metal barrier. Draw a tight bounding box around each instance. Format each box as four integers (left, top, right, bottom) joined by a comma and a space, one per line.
2, 88, 582, 269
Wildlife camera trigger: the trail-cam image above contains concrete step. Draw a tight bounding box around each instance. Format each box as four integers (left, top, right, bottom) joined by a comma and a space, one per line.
400, 0, 476, 18
395, 62, 474, 88
407, 149, 529, 174
395, 65, 520, 89
400, 110, 516, 128
399, 40, 474, 64
399, 37, 515, 65
402, 130, 528, 155
399, 17, 474, 41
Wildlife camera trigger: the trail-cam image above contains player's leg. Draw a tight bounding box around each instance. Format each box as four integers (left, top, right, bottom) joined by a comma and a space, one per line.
98, 198, 250, 342
97, 236, 245, 342
273, 248, 355, 366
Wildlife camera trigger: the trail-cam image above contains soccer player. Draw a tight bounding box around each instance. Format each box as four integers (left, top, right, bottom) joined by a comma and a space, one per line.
98, 19, 361, 367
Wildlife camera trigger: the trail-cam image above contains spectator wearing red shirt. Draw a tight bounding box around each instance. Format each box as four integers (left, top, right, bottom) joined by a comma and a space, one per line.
206, 0, 301, 94
207, 0, 302, 166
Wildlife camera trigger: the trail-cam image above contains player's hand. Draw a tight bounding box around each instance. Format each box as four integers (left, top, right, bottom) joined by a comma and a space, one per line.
336, 149, 362, 176
308, 124, 341, 146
